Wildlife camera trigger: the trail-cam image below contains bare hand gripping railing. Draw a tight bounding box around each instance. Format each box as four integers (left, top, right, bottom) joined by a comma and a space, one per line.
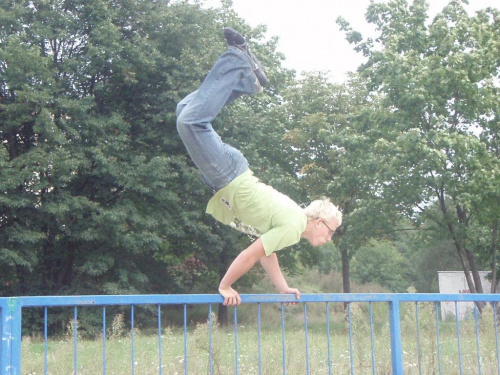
1, 293, 499, 375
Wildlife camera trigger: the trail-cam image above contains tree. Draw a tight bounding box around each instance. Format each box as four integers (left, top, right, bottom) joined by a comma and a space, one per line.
0, 0, 230, 298
0, 0, 305, 329
338, 0, 500, 299
351, 239, 412, 292
276, 72, 402, 293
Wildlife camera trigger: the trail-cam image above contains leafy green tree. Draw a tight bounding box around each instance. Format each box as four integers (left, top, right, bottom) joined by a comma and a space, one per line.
351, 240, 412, 292
277, 72, 402, 292
338, 0, 500, 299
0, 0, 234, 300
0, 0, 306, 330
398, 214, 463, 292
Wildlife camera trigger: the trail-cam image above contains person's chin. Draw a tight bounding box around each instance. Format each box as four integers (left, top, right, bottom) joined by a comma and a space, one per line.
307, 238, 322, 247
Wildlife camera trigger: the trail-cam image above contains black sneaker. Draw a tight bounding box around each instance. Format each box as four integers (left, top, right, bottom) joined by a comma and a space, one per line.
223, 27, 268, 87
223, 27, 246, 49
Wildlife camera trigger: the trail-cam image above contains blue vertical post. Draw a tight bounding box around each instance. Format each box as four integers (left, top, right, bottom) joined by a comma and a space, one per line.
73, 307, 78, 375
233, 307, 239, 375
280, 304, 286, 375
257, 303, 262, 375
494, 302, 500, 375
434, 302, 442, 374
103, 307, 107, 375
473, 305, 482, 375
208, 304, 213, 375
0, 297, 21, 375
44, 307, 48, 375
131, 305, 135, 375
347, 303, 354, 375
388, 298, 403, 375
158, 305, 162, 375
369, 302, 376, 375
303, 303, 309, 375
326, 303, 332, 375
455, 302, 463, 375
183, 304, 188, 375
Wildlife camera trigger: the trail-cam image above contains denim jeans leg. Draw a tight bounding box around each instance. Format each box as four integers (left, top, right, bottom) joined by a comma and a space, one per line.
176, 47, 259, 190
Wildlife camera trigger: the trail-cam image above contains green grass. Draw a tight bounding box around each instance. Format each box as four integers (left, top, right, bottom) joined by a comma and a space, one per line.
22, 302, 500, 374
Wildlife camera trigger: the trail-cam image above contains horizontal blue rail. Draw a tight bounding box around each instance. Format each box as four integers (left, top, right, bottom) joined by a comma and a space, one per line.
1, 293, 499, 375
7, 293, 500, 306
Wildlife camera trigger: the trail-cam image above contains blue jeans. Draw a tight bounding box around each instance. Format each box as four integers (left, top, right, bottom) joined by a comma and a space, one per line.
176, 47, 261, 191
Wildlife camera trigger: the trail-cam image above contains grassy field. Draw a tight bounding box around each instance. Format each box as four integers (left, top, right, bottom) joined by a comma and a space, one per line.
22, 301, 500, 374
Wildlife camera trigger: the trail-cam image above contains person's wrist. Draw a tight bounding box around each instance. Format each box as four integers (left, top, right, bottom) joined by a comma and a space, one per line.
277, 286, 289, 293
219, 283, 230, 290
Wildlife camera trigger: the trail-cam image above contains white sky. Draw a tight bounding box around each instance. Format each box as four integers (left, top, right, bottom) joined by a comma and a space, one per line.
202, 0, 498, 82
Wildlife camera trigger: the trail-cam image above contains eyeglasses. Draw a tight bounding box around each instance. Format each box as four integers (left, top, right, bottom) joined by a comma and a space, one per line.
321, 220, 336, 237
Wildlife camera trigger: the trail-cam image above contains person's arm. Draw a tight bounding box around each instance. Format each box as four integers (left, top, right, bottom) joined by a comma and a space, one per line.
219, 237, 266, 306
259, 253, 301, 300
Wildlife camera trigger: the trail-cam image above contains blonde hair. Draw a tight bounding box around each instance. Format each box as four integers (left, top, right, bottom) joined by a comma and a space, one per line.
303, 198, 342, 226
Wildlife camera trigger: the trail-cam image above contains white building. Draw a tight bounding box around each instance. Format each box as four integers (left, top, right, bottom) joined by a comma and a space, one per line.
437, 271, 499, 320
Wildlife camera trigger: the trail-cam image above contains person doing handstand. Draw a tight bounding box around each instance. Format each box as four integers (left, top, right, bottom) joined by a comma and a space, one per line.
176, 28, 342, 306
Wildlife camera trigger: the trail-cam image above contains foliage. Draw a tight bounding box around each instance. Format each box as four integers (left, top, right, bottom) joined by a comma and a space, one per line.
351, 240, 412, 292
0, 0, 293, 305
338, 0, 500, 293
277, 71, 404, 292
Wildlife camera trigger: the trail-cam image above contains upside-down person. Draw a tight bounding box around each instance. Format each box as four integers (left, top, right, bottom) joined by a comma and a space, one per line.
176, 28, 342, 306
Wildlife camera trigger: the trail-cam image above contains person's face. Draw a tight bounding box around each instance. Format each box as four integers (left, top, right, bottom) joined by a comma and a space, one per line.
308, 218, 339, 247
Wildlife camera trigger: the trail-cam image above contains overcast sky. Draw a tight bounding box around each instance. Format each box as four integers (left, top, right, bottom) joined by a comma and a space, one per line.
202, 0, 498, 82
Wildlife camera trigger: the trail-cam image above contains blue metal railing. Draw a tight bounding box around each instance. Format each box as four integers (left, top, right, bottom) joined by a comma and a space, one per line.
1, 293, 499, 375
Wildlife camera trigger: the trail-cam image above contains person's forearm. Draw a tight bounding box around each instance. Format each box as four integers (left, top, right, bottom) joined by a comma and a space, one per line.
259, 253, 289, 292
219, 250, 259, 288
219, 238, 266, 289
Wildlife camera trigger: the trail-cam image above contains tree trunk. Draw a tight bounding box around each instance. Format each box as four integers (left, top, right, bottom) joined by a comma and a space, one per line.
465, 248, 486, 313
341, 248, 350, 294
452, 243, 474, 290
57, 247, 75, 289
492, 219, 498, 294
466, 248, 484, 294
218, 303, 228, 326
445, 217, 478, 295
217, 246, 229, 326
439, 193, 476, 294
